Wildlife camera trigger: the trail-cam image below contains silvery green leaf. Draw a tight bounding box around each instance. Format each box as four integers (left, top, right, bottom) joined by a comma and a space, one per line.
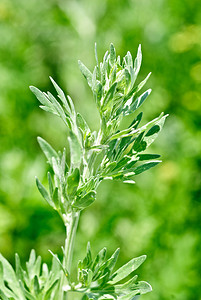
110, 43, 116, 65
77, 113, 91, 137
37, 137, 58, 167
101, 51, 109, 85
116, 281, 152, 299
73, 191, 96, 209
109, 255, 146, 284
110, 65, 117, 84
46, 92, 68, 125
67, 95, 76, 119
124, 68, 131, 91
82, 242, 93, 269
102, 82, 117, 110
52, 157, 61, 180
0, 253, 26, 299
36, 177, 55, 208
78, 60, 93, 88
94, 82, 103, 106
123, 51, 133, 68
15, 253, 25, 282
68, 131, 82, 169
104, 248, 120, 274
133, 44, 142, 84
92, 247, 107, 273
26, 249, 36, 278
93, 248, 120, 282
30, 86, 53, 111
133, 281, 152, 294
49, 77, 71, 115
126, 72, 151, 101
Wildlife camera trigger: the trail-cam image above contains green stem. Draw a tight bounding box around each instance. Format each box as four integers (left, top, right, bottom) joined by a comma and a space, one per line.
59, 211, 80, 299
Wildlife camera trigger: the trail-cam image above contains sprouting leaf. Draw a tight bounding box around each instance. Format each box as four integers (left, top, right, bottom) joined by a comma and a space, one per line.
92, 247, 107, 273
78, 60, 93, 88
82, 242, 93, 269
49, 77, 72, 115
36, 177, 55, 208
77, 113, 91, 138
30, 86, 53, 111
15, 253, 24, 282
37, 137, 58, 166
133, 44, 142, 83
123, 51, 133, 68
110, 43, 116, 65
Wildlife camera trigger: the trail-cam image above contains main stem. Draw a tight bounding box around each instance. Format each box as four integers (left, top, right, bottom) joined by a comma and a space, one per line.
59, 210, 80, 299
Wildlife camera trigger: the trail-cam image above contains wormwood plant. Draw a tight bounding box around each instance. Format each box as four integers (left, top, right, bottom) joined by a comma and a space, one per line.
0, 44, 167, 300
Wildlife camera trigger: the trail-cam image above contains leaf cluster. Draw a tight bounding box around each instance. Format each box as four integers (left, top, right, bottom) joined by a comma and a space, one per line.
30, 44, 167, 220
66, 243, 151, 299
0, 250, 60, 300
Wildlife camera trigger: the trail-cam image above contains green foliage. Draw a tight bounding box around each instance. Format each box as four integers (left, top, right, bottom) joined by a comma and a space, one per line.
0, 1, 200, 299
0, 43, 166, 299
73, 243, 152, 300
29, 44, 167, 222
0, 246, 151, 300
0, 250, 60, 300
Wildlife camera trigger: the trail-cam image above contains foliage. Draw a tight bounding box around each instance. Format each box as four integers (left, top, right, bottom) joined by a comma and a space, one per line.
0, 44, 165, 299
30, 44, 167, 220
1, 1, 200, 299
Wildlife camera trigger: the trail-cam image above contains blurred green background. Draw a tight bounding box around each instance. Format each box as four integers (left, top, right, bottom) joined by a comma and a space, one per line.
0, 0, 201, 299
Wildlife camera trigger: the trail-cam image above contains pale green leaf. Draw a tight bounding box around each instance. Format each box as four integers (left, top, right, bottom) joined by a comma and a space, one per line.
109, 255, 146, 284
78, 60, 93, 88
37, 137, 58, 166
36, 177, 55, 208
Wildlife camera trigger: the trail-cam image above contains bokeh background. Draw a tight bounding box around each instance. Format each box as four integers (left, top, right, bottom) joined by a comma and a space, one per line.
0, 0, 201, 299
